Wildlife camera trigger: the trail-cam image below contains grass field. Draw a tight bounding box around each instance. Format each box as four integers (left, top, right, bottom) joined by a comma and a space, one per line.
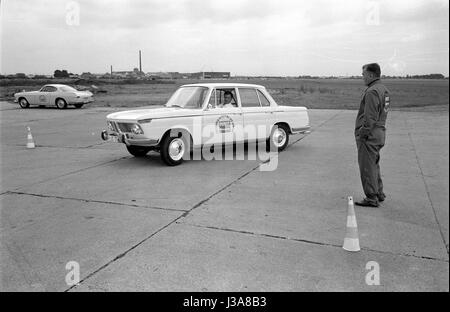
1, 78, 448, 111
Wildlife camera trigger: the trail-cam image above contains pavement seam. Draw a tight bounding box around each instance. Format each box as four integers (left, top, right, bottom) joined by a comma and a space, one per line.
181, 222, 450, 263
5, 191, 187, 213
12, 156, 130, 192
65, 212, 186, 292
65, 162, 266, 291
405, 118, 449, 256
290, 109, 343, 146
62, 110, 345, 291
5, 143, 108, 149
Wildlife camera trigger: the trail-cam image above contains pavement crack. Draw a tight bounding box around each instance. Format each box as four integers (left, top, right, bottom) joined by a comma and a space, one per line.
12, 156, 130, 192
406, 118, 449, 256
290, 110, 343, 146
64, 162, 264, 291
182, 223, 449, 263
65, 212, 186, 292
6, 191, 187, 213
5, 143, 107, 149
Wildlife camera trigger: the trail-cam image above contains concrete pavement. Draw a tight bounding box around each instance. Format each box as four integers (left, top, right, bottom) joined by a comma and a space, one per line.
1, 101, 448, 291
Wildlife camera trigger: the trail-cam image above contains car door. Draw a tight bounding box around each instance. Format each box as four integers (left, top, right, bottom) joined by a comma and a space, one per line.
238, 87, 275, 141
37, 86, 51, 105
202, 88, 244, 146
45, 86, 58, 106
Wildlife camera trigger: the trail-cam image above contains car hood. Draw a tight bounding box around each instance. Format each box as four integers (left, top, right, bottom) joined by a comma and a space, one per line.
106, 107, 202, 121
15, 90, 39, 96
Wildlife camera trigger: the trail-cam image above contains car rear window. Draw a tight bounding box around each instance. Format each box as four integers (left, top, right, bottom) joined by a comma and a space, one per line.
239, 88, 261, 107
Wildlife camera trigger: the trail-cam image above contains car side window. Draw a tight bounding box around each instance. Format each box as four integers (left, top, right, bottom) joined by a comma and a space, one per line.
47, 86, 57, 92
41, 87, 49, 92
257, 90, 271, 107
239, 88, 261, 107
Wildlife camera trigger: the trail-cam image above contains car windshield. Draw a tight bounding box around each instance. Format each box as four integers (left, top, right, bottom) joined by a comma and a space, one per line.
165, 86, 208, 109
59, 86, 77, 92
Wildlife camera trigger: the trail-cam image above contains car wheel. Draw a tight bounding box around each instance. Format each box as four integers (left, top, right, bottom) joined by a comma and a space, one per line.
126, 145, 151, 157
268, 124, 289, 152
160, 134, 187, 166
74, 104, 84, 109
19, 98, 30, 108
56, 98, 67, 109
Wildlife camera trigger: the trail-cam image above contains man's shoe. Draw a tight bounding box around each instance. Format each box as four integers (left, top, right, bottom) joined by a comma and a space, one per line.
355, 198, 379, 207
377, 194, 386, 202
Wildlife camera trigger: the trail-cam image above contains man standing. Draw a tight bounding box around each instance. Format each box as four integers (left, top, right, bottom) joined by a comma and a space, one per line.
355, 63, 390, 207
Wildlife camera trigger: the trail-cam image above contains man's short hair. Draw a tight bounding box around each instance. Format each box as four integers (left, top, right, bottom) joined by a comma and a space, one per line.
224, 91, 233, 97
363, 63, 381, 77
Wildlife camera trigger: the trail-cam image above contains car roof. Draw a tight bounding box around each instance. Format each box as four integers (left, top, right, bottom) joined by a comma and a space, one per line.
43, 84, 72, 88
180, 83, 266, 89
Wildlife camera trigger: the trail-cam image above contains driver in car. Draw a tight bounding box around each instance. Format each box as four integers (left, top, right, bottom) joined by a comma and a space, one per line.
218, 91, 236, 108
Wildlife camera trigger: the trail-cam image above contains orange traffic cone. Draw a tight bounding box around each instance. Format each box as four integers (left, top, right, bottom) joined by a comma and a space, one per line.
26, 126, 35, 149
343, 196, 360, 252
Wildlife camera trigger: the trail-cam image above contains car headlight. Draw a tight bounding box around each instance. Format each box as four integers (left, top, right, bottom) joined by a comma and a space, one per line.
131, 124, 144, 135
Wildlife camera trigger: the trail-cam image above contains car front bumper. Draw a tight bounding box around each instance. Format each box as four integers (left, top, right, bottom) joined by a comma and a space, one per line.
291, 125, 311, 134
101, 130, 159, 147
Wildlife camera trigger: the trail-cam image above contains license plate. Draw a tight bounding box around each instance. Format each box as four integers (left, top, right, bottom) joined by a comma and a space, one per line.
110, 136, 118, 143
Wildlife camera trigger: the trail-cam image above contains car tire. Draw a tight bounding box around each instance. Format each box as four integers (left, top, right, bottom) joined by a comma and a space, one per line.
56, 98, 67, 109
74, 104, 84, 109
267, 124, 289, 152
160, 134, 188, 166
18, 98, 30, 108
126, 145, 151, 157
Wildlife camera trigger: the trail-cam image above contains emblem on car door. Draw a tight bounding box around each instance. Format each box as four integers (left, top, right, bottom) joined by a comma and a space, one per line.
39, 95, 46, 102
216, 115, 234, 133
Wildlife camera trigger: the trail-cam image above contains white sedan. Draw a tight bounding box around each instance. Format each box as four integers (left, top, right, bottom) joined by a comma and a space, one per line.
101, 83, 310, 165
14, 84, 94, 109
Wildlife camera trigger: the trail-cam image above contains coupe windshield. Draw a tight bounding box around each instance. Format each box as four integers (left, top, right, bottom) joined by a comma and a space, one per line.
166, 86, 208, 109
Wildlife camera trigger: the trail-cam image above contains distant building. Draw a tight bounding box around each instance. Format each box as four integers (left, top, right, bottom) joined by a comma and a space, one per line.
203, 72, 230, 79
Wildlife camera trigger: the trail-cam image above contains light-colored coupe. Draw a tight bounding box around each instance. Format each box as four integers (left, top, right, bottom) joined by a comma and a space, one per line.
14, 84, 94, 109
101, 83, 310, 165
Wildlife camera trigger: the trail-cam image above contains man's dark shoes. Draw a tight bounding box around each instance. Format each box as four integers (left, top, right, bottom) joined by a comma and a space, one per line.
377, 193, 386, 202
355, 198, 379, 207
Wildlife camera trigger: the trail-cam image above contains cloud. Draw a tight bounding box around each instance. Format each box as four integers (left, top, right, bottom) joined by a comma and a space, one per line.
1, 0, 448, 76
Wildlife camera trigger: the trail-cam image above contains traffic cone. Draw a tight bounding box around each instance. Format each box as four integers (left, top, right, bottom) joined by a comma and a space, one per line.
343, 196, 360, 252
26, 126, 35, 149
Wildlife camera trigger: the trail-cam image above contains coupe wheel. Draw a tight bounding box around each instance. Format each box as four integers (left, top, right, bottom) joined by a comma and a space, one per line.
160, 135, 187, 166
56, 98, 67, 109
126, 145, 151, 157
19, 98, 30, 108
268, 124, 289, 152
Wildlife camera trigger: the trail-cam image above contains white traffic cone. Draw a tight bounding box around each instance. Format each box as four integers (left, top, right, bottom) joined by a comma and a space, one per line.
26, 126, 35, 149
343, 196, 361, 252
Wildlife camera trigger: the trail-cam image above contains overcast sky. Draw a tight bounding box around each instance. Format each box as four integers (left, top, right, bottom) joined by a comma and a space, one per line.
1, 0, 449, 76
